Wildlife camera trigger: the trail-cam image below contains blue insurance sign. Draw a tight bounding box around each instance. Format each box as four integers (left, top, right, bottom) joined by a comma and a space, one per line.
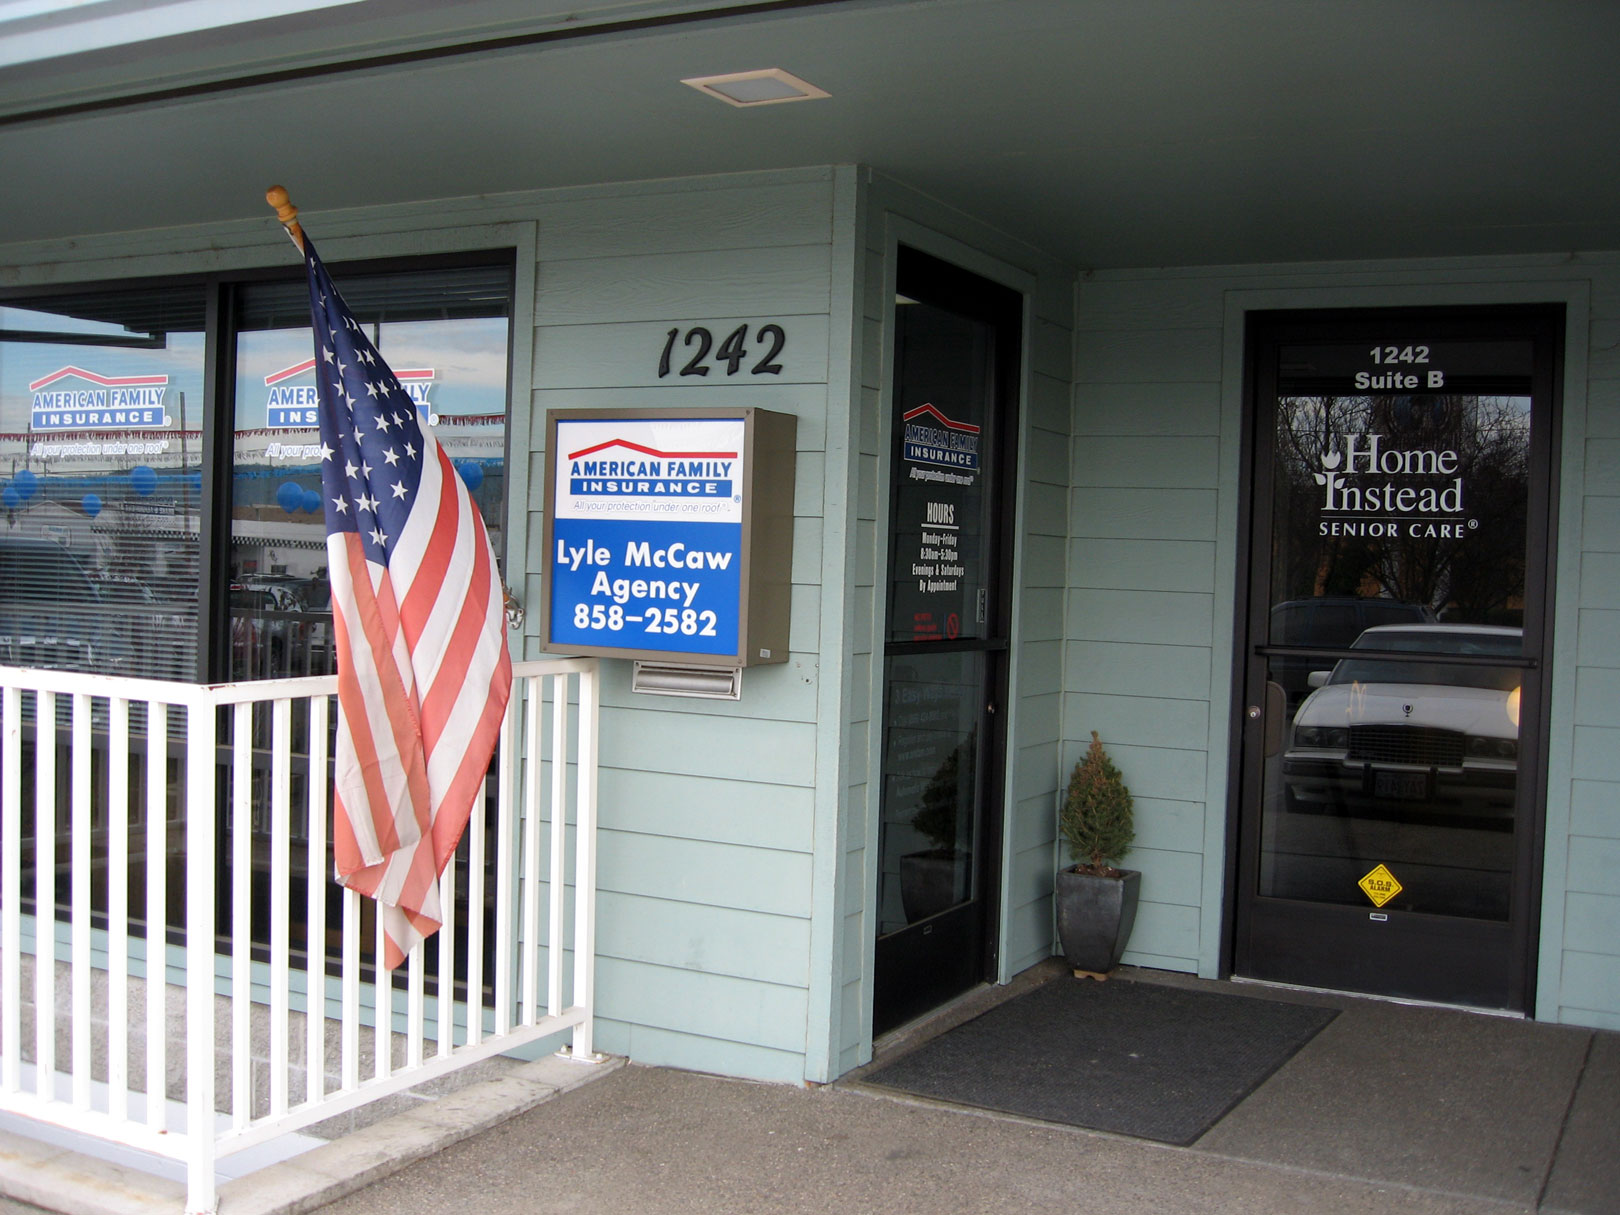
547, 416, 747, 658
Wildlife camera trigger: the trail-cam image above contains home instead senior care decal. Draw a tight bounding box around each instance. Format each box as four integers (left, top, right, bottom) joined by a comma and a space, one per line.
549, 417, 744, 656
1313, 429, 1470, 541
1314, 344, 1473, 545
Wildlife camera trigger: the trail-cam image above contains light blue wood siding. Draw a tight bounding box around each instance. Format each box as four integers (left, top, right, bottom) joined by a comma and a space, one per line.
1063, 286, 1222, 969
836, 227, 886, 1073
1564, 265, 1620, 1027
524, 171, 841, 1081
1070, 254, 1620, 1030
1006, 276, 1077, 977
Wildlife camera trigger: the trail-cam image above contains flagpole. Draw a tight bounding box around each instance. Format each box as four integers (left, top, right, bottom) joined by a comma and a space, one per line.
265, 185, 305, 252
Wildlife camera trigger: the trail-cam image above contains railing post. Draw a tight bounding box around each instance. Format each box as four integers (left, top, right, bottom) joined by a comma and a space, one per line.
185, 697, 218, 1215
547, 674, 567, 1021
70, 693, 91, 1111
571, 664, 599, 1061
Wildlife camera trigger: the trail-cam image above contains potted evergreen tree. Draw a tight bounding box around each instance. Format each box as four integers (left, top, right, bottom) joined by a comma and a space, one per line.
1056, 731, 1139, 977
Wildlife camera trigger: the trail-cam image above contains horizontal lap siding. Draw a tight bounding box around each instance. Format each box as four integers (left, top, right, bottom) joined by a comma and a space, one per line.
1006, 302, 1076, 976
836, 237, 885, 1069
1070, 282, 1226, 973
1566, 271, 1620, 1027
527, 173, 837, 1080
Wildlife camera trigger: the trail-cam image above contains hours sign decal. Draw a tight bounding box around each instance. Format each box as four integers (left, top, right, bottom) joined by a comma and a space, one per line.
548, 417, 745, 656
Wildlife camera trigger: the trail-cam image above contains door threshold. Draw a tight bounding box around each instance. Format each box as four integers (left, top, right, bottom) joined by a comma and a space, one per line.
1228, 973, 1527, 1019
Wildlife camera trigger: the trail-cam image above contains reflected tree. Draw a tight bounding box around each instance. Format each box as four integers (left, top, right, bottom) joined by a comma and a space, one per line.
1272, 393, 1530, 623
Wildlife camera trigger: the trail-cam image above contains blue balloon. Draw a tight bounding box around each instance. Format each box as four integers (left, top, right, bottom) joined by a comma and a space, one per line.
130, 465, 157, 496
302, 489, 322, 514
2, 487, 18, 510
277, 481, 305, 513
82, 494, 102, 518
13, 469, 38, 501
457, 461, 484, 491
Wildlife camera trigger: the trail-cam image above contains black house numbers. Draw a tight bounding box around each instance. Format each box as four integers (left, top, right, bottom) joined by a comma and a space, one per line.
657, 323, 787, 378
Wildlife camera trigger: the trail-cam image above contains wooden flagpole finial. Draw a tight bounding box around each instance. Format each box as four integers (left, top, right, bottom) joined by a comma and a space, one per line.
265, 185, 305, 251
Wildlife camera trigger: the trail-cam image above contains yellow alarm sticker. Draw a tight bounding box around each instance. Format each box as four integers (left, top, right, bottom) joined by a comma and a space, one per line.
1358, 864, 1403, 908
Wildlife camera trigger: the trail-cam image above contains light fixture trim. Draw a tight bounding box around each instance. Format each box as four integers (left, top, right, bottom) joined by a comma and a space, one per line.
681, 67, 830, 107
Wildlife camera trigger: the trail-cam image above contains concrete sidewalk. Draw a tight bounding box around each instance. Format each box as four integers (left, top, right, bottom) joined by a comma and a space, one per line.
304, 971, 1620, 1215
4, 967, 1617, 1214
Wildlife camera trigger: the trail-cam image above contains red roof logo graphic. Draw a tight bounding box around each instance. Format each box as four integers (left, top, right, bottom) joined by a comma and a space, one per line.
29, 365, 169, 392
263, 359, 434, 387
567, 439, 739, 461
901, 403, 980, 434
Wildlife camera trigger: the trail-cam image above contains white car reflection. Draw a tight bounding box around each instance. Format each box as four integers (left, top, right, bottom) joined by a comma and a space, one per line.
1282, 624, 1522, 813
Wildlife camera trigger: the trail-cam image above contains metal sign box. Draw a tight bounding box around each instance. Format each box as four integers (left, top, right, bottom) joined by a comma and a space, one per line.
538, 406, 796, 668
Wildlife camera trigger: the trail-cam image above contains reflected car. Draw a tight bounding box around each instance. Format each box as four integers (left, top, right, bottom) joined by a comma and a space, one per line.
1268, 596, 1435, 713
1281, 624, 1523, 813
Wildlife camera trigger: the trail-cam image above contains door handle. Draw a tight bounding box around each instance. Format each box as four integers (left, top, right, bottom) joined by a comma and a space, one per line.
1262, 679, 1286, 757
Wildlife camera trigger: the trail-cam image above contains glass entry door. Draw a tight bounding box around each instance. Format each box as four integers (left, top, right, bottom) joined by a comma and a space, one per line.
1233, 307, 1561, 1009
872, 248, 1020, 1035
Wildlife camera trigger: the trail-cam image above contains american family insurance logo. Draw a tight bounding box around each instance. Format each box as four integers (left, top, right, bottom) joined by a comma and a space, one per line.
263, 359, 435, 428
29, 366, 169, 431
902, 403, 980, 472
566, 439, 738, 498
1314, 433, 1472, 540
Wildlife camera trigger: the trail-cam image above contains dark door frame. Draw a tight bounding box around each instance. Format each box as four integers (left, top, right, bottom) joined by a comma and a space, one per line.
1222, 303, 1565, 1010
871, 245, 1023, 1035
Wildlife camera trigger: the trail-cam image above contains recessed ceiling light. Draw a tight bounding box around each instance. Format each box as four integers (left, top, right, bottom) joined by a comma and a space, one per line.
681, 68, 830, 107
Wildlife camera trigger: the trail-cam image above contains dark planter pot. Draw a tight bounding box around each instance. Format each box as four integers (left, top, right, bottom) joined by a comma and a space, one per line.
900, 849, 970, 923
1055, 867, 1141, 974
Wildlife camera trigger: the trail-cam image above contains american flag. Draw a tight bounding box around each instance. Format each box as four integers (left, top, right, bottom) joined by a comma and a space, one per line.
300, 235, 512, 969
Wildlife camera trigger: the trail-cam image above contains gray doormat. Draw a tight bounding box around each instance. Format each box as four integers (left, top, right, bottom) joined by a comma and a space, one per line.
862, 978, 1337, 1145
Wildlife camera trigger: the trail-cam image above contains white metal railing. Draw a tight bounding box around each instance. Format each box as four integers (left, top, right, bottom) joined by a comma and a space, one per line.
0, 657, 599, 1214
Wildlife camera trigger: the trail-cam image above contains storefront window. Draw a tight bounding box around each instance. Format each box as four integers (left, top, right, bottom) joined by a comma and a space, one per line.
229, 262, 512, 680
224, 259, 514, 975
1, 257, 513, 976
0, 286, 206, 680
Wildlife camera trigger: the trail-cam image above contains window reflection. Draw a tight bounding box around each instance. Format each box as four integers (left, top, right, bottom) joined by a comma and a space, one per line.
1258, 336, 1535, 922
0, 287, 205, 681
229, 264, 512, 680
225, 261, 513, 981
0, 261, 513, 985
878, 651, 983, 934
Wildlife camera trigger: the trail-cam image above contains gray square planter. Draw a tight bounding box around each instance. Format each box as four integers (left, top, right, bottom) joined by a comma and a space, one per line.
1055, 867, 1141, 974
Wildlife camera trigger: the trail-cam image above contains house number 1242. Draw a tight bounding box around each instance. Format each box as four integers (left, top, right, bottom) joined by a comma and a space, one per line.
657, 323, 786, 378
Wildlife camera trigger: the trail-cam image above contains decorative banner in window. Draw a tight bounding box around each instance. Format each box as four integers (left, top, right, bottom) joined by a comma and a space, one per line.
29, 365, 170, 431
540, 407, 796, 668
